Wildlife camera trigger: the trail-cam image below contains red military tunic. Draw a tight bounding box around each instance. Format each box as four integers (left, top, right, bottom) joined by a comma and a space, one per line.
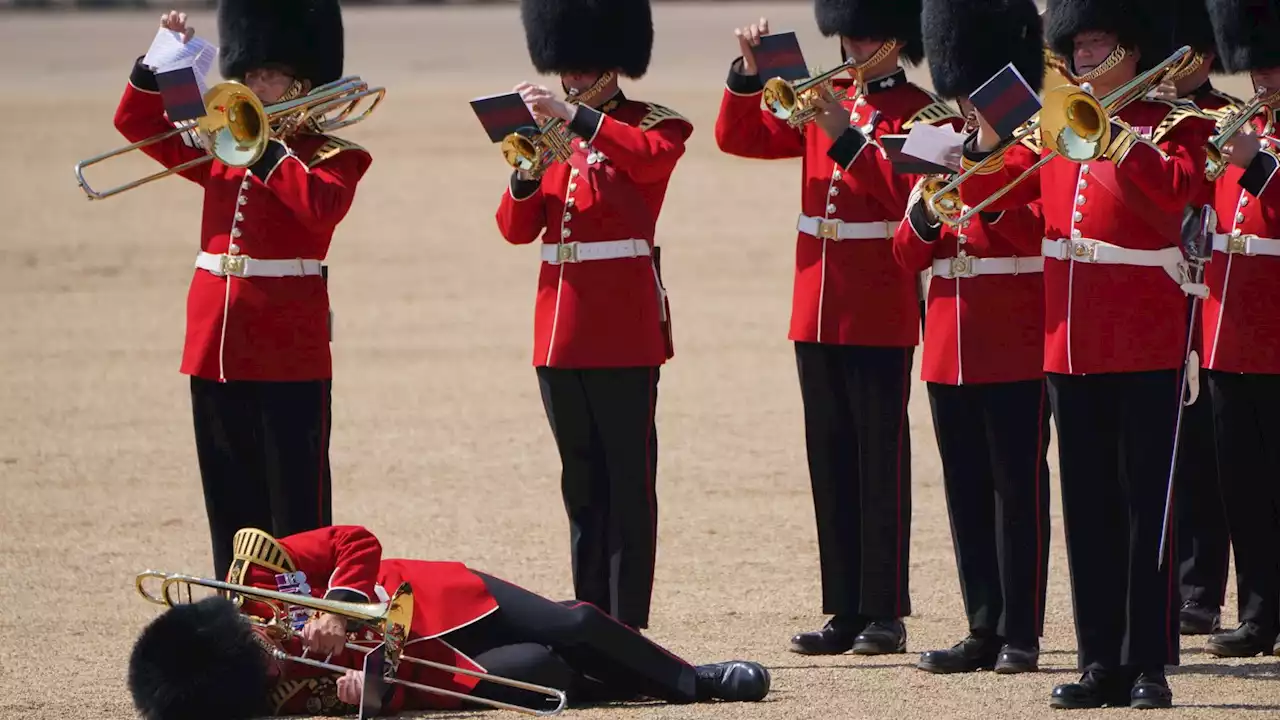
958, 99, 1216, 375
226, 526, 500, 715
1203, 110, 1280, 375
715, 64, 963, 347
495, 94, 692, 369
113, 60, 372, 382
892, 141, 1047, 385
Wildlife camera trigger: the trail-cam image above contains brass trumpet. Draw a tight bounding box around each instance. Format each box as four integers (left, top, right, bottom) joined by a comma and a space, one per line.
75, 75, 385, 200
500, 117, 575, 176
928, 45, 1194, 226
762, 61, 856, 127
1205, 86, 1280, 181
135, 570, 569, 716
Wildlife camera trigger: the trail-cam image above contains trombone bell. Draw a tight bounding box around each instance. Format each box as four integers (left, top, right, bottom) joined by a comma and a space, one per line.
1040, 85, 1111, 162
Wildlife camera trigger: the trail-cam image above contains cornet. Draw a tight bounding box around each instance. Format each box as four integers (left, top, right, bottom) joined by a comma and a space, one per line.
75, 75, 385, 200
500, 117, 575, 177
928, 45, 1195, 226
763, 39, 900, 128
1204, 86, 1280, 181
135, 569, 568, 716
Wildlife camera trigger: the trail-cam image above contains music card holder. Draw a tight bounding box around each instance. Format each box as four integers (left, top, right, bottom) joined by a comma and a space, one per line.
357, 642, 388, 720
881, 135, 956, 175
754, 31, 811, 82
156, 67, 208, 123
470, 92, 539, 143
969, 62, 1042, 140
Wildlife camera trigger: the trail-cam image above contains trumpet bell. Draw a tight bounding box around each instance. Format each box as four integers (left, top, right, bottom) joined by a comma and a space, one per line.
1040, 86, 1111, 162
199, 82, 270, 167
762, 78, 799, 121
501, 130, 542, 173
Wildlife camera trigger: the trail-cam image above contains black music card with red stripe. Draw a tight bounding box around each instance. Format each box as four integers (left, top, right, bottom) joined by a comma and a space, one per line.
754, 31, 810, 82
156, 67, 207, 123
969, 62, 1041, 140
471, 92, 539, 143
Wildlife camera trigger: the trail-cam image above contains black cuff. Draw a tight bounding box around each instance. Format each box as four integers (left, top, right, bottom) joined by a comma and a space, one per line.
130, 56, 159, 92
978, 210, 1004, 224
726, 59, 765, 95
248, 140, 289, 180
510, 172, 541, 200
962, 135, 995, 164
1239, 149, 1279, 197
568, 105, 603, 143
324, 589, 368, 603
908, 200, 941, 243
827, 127, 868, 170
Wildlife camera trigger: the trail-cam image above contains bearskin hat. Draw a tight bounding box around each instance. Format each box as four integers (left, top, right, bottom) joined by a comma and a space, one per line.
923, 0, 1044, 98
217, 0, 344, 86
520, 0, 654, 79
1045, 0, 1167, 71
1174, 0, 1225, 71
128, 597, 273, 720
1208, 0, 1280, 73
814, 0, 925, 66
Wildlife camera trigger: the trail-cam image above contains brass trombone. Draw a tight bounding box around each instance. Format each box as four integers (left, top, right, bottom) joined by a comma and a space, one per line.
927, 45, 1194, 226
75, 75, 385, 200
1204, 86, 1280, 181
135, 570, 569, 716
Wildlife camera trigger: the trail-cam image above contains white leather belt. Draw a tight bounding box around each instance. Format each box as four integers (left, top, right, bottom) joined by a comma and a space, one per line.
931, 255, 1043, 279
796, 215, 894, 240
195, 252, 323, 278
1211, 233, 1280, 257
1042, 238, 1207, 298
541, 239, 650, 265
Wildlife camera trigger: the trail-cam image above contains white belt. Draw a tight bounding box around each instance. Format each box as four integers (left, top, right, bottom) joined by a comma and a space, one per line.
541, 239, 650, 265
796, 215, 894, 240
1211, 233, 1280, 257
1041, 238, 1207, 298
195, 252, 323, 278
931, 255, 1043, 279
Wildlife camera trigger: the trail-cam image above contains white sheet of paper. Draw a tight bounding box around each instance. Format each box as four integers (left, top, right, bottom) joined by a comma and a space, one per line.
900, 123, 967, 172
143, 28, 219, 118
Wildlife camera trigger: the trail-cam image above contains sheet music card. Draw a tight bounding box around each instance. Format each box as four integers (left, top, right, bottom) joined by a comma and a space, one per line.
470, 92, 539, 143
753, 31, 810, 82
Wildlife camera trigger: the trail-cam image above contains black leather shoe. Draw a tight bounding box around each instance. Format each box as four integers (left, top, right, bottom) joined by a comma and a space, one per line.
993, 644, 1039, 674
1273, 636, 1280, 657
694, 661, 771, 702
1206, 621, 1278, 658
788, 615, 864, 655
1129, 672, 1172, 709
1050, 670, 1129, 709
917, 634, 1000, 673
1179, 601, 1222, 635
851, 618, 907, 655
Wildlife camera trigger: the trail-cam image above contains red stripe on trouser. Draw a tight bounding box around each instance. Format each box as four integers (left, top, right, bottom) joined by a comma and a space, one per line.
318, 383, 329, 526
894, 352, 910, 616
1165, 369, 1183, 659
1033, 383, 1047, 633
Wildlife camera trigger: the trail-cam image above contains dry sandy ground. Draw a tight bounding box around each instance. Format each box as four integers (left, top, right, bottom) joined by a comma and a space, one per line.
0, 3, 1277, 719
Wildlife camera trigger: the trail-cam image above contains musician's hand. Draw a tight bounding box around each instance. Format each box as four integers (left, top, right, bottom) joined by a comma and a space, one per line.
1148, 80, 1179, 102
337, 670, 365, 706
301, 612, 348, 657
514, 83, 576, 123
159, 10, 195, 43
811, 90, 851, 143
1223, 127, 1262, 169
973, 108, 1001, 152
733, 17, 769, 76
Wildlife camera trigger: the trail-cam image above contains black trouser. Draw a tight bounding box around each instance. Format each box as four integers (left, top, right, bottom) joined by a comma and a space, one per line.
927, 379, 1051, 647
442, 572, 698, 710
1206, 370, 1280, 634
535, 366, 660, 629
794, 342, 913, 619
1174, 366, 1230, 609
190, 377, 333, 580
1046, 371, 1181, 671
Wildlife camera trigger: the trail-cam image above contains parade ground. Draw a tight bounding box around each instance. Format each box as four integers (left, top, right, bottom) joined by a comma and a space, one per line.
1, 3, 1277, 718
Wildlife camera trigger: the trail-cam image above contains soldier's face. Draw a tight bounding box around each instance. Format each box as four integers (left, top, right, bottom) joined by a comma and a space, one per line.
1252, 68, 1280, 95
562, 72, 602, 94
842, 38, 887, 64
244, 66, 301, 103
1072, 31, 1121, 75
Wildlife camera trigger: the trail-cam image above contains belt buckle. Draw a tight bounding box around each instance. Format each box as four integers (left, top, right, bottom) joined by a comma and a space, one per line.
1227, 234, 1252, 255
949, 255, 974, 278
817, 219, 841, 240
557, 242, 579, 263
1070, 239, 1097, 262
220, 254, 247, 277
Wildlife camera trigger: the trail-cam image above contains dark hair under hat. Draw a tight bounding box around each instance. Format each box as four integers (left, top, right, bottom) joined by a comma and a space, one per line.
520, 0, 654, 79
1045, 0, 1168, 71
128, 597, 272, 720
217, 0, 345, 86
923, 0, 1045, 98
814, 0, 925, 66
1208, 0, 1280, 73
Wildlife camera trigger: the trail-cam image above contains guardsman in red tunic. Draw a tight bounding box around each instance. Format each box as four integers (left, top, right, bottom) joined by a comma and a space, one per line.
112, 4, 372, 582
1199, 0, 1280, 660
716, 0, 962, 656
896, 0, 1051, 676
126, 526, 771, 719
493, 0, 692, 631
1151, 0, 1240, 639
959, 0, 1218, 708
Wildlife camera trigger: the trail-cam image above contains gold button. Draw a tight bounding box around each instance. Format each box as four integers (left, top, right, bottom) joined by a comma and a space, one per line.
568, 183, 577, 192
235, 212, 244, 222
570, 168, 579, 177
829, 186, 839, 196
561, 227, 571, 238
1074, 211, 1083, 222
228, 243, 241, 255
563, 213, 572, 222
826, 203, 836, 214
231, 228, 241, 238
238, 196, 247, 206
